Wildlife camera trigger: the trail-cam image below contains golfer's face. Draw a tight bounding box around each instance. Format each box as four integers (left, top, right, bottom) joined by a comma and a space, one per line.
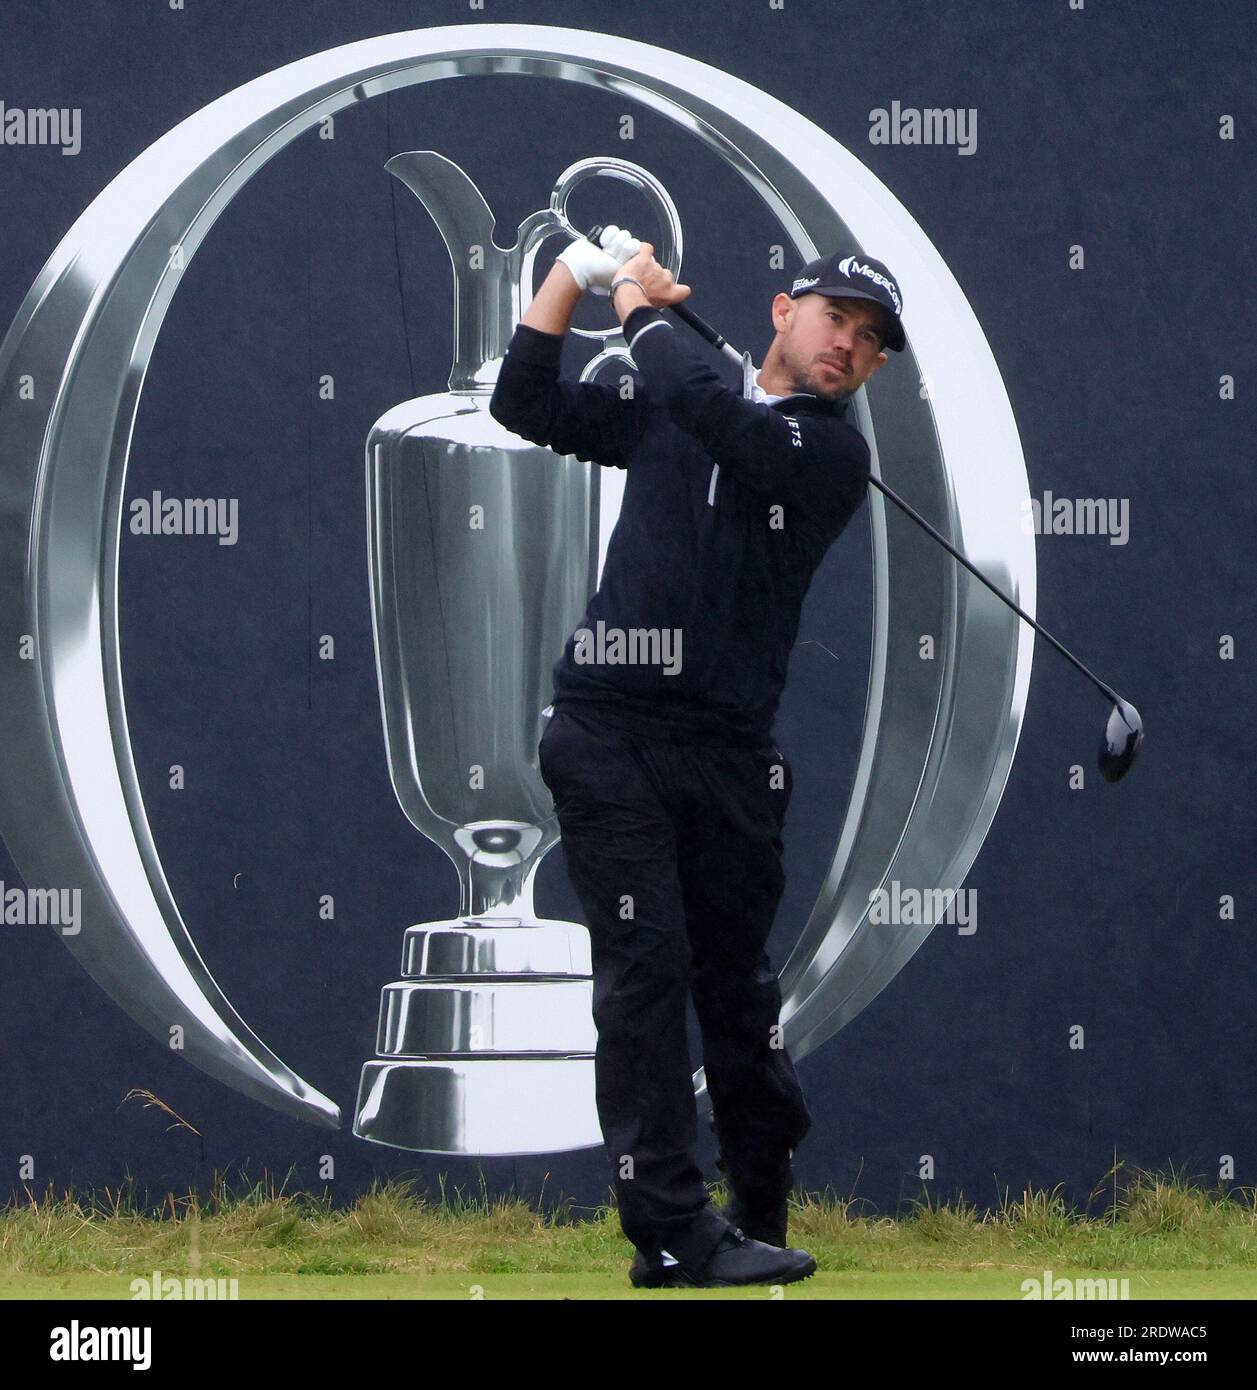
790, 294, 888, 401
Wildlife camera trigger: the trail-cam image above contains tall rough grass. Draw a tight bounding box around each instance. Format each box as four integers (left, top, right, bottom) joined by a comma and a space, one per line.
2, 1159, 1254, 1277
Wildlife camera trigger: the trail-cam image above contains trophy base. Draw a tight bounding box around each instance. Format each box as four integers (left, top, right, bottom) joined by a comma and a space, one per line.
402, 917, 591, 975
353, 1057, 603, 1155
378, 978, 596, 1054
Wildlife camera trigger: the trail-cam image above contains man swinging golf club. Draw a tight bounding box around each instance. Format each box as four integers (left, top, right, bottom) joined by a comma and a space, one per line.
490, 226, 904, 1288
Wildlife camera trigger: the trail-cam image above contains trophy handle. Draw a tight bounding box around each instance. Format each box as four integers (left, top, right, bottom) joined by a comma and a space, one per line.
514, 156, 684, 340
384, 150, 520, 388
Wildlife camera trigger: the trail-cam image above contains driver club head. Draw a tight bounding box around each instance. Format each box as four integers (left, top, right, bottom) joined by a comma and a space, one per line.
1099, 699, 1144, 782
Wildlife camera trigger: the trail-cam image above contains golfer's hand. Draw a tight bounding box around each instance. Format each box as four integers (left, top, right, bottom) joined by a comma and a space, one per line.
556, 224, 640, 297
616, 242, 692, 309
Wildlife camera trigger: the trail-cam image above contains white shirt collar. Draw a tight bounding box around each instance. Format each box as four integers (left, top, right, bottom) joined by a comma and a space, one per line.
751, 367, 817, 405
750, 366, 850, 420
750, 368, 785, 405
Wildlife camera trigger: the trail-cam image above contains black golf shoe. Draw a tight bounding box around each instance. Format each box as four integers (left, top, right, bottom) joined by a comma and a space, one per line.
629, 1245, 682, 1288
628, 1225, 815, 1289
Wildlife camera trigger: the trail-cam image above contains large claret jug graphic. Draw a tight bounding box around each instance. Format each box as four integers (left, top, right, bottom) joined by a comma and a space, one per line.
352, 151, 683, 1154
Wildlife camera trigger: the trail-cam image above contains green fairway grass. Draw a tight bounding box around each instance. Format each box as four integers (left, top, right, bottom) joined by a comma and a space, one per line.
1, 1268, 1252, 1299
2, 1164, 1255, 1300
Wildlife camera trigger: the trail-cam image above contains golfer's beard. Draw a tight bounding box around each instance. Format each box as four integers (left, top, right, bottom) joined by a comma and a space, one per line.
817, 378, 857, 403
787, 351, 856, 403
800, 366, 856, 403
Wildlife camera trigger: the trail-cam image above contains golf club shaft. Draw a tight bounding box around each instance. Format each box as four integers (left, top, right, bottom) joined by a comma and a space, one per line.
861, 474, 1120, 708
659, 298, 1124, 711
671, 302, 745, 366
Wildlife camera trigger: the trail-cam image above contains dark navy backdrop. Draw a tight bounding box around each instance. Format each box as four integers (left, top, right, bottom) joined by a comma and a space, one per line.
1, 0, 1253, 1218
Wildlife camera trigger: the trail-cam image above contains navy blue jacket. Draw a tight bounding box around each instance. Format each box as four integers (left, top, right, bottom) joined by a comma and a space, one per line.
489, 302, 871, 747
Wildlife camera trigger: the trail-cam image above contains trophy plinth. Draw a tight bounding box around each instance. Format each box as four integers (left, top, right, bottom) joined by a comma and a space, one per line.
353, 908, 600, 1155
355, 1057, 599, 1156
400, 916, 592, 977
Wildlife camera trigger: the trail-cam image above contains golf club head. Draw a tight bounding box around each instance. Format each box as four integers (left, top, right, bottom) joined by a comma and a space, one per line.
1099, 699, 1144, 782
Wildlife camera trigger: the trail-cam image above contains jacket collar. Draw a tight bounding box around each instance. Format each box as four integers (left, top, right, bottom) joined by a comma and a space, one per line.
770, 391, 850, 419
754, 366, 850, 418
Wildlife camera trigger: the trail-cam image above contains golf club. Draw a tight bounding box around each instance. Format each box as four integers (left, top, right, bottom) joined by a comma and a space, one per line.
582, 226, 1144, 782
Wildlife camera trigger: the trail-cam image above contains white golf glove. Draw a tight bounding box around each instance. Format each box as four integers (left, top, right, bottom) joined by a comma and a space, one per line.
557, 224, 643, 296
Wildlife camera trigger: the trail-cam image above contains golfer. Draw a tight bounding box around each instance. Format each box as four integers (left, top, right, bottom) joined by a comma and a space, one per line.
490, 229, 904, 1287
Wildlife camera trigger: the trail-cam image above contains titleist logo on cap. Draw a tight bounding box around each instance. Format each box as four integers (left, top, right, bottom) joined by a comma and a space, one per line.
791, 275, 820, 294
837, 256, 902, 313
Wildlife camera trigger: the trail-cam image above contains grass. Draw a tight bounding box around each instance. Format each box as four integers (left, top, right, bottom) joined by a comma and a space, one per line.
1, 1160, 1255, 1298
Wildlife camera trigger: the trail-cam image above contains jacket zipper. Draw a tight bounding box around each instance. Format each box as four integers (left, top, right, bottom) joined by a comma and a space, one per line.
707, 461, 719, 505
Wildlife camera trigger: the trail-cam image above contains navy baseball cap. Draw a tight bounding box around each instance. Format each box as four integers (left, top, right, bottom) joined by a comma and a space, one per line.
788, 252, 906, 352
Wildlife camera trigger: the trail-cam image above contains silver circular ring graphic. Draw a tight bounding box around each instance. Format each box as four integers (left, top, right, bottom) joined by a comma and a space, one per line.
0, 24, 1034, 1129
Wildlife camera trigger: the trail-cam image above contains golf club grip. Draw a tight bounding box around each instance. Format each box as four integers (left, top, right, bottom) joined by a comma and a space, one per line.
583, 223, 730, 350
669, 301, 730, 350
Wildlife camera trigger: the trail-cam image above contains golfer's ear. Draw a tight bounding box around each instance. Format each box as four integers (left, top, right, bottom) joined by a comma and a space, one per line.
771, 292, 793, 330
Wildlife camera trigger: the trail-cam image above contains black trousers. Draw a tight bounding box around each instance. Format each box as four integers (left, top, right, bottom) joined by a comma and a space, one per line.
538, 704, 812, 1267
